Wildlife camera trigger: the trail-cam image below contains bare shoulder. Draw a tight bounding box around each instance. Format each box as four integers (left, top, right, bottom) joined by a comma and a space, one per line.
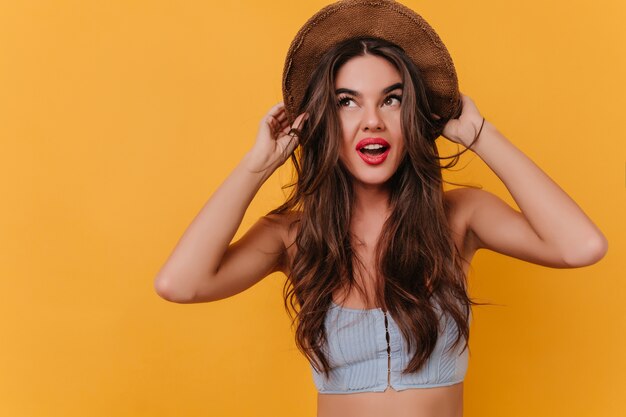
443, 187, 480, 214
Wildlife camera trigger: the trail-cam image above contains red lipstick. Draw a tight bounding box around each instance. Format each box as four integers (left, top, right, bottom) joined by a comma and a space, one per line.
355, 137, 391, 165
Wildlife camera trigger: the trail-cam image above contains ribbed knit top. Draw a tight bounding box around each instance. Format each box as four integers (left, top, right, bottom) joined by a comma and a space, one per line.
310, 300, 471, 394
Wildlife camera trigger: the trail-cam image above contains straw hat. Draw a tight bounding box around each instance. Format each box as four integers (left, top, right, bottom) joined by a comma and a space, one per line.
281, 0, 462, 137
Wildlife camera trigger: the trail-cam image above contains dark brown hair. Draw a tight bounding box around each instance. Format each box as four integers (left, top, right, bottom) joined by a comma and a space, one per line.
268, 37, 488, 378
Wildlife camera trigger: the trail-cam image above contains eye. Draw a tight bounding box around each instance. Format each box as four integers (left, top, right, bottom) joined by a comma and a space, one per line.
337, 95, 356, 108
384, 94, 402, 106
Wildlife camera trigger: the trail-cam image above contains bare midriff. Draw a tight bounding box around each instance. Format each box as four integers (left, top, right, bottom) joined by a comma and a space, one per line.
316, 382, 464, 417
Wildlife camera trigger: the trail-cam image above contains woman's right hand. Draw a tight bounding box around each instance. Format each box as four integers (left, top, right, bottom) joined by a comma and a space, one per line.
243, 102, 308, 175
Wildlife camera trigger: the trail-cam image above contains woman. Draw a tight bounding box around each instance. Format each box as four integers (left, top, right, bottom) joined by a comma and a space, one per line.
154, 1, 608, 416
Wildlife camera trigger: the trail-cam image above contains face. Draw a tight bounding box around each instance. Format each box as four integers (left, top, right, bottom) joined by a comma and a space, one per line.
334, 54, 406, 188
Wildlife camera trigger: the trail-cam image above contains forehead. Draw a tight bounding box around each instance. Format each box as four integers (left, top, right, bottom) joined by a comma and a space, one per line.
334, 55, 402, 90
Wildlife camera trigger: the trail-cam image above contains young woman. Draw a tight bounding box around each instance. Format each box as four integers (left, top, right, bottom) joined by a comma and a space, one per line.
154, 1, 607, 416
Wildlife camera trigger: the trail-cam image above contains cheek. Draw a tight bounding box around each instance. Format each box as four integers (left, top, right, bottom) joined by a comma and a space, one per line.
338, 118, 356, 158
392, 135, 406, 162
396, 135, 406, 153
339, 140, 353, 163
339, 115, 358, 135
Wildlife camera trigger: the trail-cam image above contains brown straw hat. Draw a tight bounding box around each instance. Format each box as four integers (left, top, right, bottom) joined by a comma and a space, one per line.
281, 0, 462, 134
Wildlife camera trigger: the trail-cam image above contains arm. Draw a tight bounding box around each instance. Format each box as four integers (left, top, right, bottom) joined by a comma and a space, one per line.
154, 156, 278, 304
459, 120, 608, 268
154, 103, 306, 303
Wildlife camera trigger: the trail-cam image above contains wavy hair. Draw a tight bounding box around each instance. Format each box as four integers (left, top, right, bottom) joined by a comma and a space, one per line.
267, 37, 489, 378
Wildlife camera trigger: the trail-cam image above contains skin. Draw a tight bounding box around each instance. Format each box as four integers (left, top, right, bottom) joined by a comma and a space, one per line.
154, 54, 608, 417
335, 54, 406, 220
299, 54, 468, 417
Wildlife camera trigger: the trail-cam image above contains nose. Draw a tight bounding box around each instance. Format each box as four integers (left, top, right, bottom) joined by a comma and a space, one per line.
361, 106, 384, 131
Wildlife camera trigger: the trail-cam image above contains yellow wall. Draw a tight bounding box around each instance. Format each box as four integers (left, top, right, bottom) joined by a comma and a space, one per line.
0, 0, 623, 416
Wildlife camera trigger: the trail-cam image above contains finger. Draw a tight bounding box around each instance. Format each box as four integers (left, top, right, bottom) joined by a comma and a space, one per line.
268, 115, 279, 130
275, 115, 288, 130
279, 111, 309, 137
278, 119, 290, 133
284, 130, 300, 154
261, 106, 284, 127
281, 123, 295, 136
268, 102, 285, 116
282, 124, 301, 138
262, 104, 284, 125
275, 111, 287, 123
293, 112, 309, 129
277, 113, 289, 127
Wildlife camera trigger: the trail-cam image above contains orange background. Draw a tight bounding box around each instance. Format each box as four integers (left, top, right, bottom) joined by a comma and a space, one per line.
0, 1, 624, 416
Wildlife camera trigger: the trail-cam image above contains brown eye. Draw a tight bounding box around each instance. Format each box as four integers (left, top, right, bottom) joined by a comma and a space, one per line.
337, 96, 355, 107
384, 95, 402, 106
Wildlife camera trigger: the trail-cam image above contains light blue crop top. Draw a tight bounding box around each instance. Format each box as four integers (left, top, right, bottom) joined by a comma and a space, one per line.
310, 300, 471, 394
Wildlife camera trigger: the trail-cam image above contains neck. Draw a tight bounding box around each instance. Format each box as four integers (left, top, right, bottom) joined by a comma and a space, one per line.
352, 181, 391, 220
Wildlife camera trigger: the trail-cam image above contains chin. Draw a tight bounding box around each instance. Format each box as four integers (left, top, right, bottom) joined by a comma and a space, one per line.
340, 155, 402, 187
349, 170, 397, 187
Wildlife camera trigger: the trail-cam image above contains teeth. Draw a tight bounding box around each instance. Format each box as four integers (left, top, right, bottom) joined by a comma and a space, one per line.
361, 144, 385, 150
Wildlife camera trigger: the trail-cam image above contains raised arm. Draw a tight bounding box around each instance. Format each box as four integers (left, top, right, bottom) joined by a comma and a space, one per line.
442, 94, 607, 268
154, 103, 307, 303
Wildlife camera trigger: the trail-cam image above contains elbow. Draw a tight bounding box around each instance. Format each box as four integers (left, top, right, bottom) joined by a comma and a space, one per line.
153, 274, 195, 304
563, 234, 609, 267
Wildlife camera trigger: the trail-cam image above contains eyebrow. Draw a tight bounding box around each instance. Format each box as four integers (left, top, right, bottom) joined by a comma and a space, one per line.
335, 82, 403, 97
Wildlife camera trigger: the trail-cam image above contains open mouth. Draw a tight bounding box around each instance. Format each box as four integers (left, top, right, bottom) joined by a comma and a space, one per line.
355, 138, 391, 165
358, 144, 389, 156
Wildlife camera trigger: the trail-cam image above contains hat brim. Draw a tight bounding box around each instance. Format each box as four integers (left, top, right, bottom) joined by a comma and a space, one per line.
282, 0, 462, 131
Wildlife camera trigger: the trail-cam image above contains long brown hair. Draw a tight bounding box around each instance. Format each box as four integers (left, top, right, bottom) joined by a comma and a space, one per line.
268, 37, 488, 378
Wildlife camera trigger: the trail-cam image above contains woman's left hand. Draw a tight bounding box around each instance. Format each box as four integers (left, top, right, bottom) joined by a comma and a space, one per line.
432, 92, 485, 148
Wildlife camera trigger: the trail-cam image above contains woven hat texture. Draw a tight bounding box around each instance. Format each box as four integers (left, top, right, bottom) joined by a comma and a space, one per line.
282, 0, 462, 131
